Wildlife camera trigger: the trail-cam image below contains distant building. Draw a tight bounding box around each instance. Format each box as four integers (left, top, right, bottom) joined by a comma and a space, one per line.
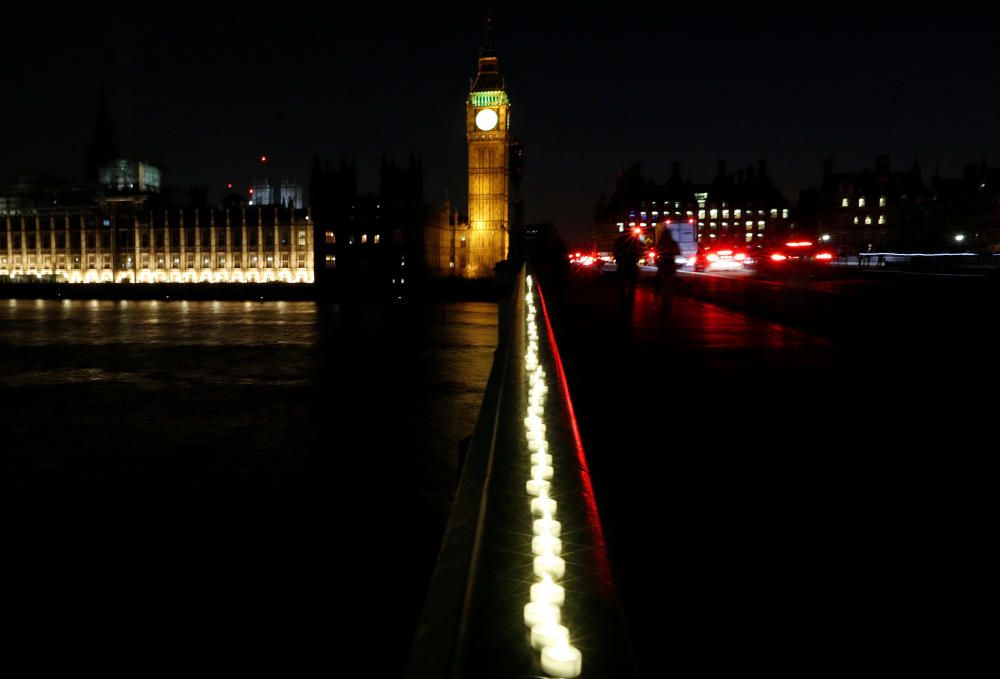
310, 155, 424, 292
594, 161, 793, 254
98, 159, 162, 193
280, 179, 304, 209
249, 180, 273, 207
0, 198, 313, 284
930, 162, 1000, 253
800, 156, 931, 253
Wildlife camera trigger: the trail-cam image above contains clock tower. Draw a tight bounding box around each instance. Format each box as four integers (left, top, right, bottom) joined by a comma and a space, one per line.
465, 19, 510, 278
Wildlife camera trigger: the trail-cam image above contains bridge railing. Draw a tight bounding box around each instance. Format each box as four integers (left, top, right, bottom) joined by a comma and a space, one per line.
406, 264, 634, 679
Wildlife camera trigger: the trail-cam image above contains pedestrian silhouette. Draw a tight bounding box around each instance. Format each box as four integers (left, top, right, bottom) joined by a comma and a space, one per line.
654, 228, 681, 313
614, 232, 641, 305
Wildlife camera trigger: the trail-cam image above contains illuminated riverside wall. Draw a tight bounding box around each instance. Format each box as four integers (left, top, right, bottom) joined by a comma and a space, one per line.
0, 207, 314, 283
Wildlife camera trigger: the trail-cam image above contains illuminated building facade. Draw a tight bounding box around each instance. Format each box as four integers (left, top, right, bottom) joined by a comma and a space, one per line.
465, 20, 510, 278
594, 161, 793, 254
799, 156, 931, 253
0, 204, 314, 284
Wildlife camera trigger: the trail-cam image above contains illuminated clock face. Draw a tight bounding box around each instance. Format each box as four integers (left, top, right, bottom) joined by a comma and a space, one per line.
475, 108, 499, 131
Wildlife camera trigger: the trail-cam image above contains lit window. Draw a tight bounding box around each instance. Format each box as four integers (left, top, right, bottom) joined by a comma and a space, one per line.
859, 197, 866, 208
710, 222, 717, 230
757, 221, 765, 227
722, 210, 729, 219
325, 254, 336, 269
842, 198, 849, 207
879, 196, 887, 207
878, 215, 886, 224
618, 225, 624, 233
782, 209, 789, 219
770, 209, 778, 218
746, 233, 753, 242
374, 234, 381, 244
734, 209, 742, 218
854, 217, 859, 225
361, 234, 368, 244
698, 210, 705, 219
865, 216, 873, 225
745, 223, 753, 231
709, 209, 718, 219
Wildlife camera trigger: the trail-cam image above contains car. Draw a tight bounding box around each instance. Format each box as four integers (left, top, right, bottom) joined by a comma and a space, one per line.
692, 243, 749, 272
751, 239, 835, 278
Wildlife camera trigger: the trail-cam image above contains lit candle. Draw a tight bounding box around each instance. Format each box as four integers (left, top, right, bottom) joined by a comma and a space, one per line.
528, 439, 548, 453
532, 534, 562, 556
533, 554, 566, 579
531, 452, 553, 466
531, 497, 557, 517
526, 478, 551, 497
540, 643, 582, 678
530, 623, 569, 651
531, 465, 554, 481
533, 516, 561, 537
531, 576, 565, 607
523, 601, 560, 627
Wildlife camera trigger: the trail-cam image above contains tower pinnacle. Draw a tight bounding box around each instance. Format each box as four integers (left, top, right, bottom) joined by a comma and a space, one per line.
471, 15, 503, 92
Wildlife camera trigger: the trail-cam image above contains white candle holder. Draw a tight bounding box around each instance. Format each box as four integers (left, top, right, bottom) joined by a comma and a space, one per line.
540, 643, 582, 678
531, 497, 557, 517
531, 452, 553, 466
528, 439, 548, 453
532, 534, 562, 557
533, 554, 566, 579
530, 623, 569, 651
530, 577, 565, 607
523, 601, 560, 627
533, 517, 561, 537
531, 464, 554, 481
526, 478, 551, 497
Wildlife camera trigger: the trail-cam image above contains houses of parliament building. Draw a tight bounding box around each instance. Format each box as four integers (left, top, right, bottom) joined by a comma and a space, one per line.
0, 196, 314, 285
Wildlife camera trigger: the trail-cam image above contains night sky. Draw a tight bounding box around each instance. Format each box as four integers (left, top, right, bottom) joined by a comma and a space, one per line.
3, 3, 999, 242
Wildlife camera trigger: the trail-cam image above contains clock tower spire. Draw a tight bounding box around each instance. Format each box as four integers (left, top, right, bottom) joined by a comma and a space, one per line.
465, 15, 511, 278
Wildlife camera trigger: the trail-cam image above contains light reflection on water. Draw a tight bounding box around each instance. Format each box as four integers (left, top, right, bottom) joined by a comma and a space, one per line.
3, 298, 498, 672
2, 300, 497, 492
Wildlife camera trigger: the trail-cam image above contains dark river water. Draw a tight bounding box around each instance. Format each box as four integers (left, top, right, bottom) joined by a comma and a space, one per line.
2, 298, 497, 673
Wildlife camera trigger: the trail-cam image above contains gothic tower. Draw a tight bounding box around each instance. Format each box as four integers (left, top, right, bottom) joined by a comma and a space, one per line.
465, 18, 510, 278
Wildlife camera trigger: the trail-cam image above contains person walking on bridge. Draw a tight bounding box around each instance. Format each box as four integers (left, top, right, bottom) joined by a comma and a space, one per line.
654, 228, 681, 312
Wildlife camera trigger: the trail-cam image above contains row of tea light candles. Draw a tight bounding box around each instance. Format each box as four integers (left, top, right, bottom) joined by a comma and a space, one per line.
522, 274, 583, 678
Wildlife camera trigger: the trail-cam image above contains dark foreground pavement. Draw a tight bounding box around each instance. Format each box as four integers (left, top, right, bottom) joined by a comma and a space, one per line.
543, 274, 992, 675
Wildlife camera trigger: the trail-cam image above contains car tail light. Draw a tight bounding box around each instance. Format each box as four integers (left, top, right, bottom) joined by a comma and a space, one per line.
771, 253, 787, 262
734, 253, 746, 261
706, 253, 719, 262
816, 253, 833, 260
786, 241, 813, 248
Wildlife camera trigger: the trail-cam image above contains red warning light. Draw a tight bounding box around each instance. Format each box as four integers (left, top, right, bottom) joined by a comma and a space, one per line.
249, 188, 255, 194
260, 155, 268, 163
227, 183, 233, 189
